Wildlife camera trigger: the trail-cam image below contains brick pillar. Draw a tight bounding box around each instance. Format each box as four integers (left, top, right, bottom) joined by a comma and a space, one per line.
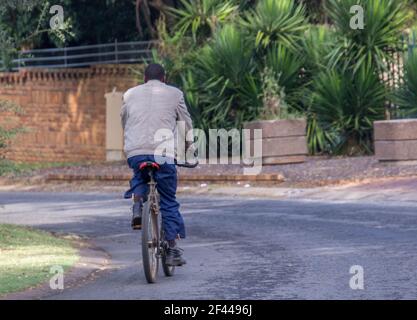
105, 90, 124, 161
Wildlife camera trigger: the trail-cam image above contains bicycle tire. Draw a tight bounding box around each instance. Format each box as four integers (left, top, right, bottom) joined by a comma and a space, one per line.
141, 200, 159, 283
161, 220, 175, 277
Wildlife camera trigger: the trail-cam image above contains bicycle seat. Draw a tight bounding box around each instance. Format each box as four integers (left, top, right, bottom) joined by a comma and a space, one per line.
139, 161, 160, 172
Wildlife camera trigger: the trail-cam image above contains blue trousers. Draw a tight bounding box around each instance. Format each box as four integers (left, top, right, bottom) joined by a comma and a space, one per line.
124, 155, 185, 241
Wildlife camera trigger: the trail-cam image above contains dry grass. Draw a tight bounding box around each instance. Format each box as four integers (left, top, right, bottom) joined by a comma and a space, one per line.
0, 224, 79, 296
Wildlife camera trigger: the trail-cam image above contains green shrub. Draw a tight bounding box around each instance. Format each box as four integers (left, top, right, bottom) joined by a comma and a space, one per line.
240, 0, 308, 50
193, 24, 262, 129
150, 0, 410, 157
264, 44, 305, 111
306, 0, 409, 154
167, 0, 239, 44
310, 64, 386, 155
325, 0, 409, 73
395, 48, 417, 118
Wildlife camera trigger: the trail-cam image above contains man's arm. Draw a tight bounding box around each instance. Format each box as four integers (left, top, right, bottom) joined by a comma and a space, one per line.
176, 93, 193, 134
176, 93, 196, 155
120, 94, 128, 130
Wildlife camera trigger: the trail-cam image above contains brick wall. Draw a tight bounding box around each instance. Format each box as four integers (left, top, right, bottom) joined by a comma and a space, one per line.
0, 65, 140, 163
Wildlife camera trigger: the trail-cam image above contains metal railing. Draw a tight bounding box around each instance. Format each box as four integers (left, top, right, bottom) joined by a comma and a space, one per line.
1, 40, 156, 71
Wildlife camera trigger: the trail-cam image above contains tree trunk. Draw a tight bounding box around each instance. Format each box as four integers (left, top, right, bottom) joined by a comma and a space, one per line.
136, 0, 144, 37
136, 0, 180, 39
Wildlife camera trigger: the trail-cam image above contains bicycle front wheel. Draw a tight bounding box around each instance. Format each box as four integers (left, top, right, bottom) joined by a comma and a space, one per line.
141, 200, 159, 283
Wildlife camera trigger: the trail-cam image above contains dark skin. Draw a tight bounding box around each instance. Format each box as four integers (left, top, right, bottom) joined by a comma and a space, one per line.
144, 75, 165, 83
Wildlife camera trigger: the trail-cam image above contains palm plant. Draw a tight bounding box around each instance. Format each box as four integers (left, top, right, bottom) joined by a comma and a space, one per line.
240, 0, 308, 50
261, 44, 305, 116
395, 48, 417, 118
301, 0, 328, 24
150, 18, 198, 85
304, 0, 409, 155
300, 25, 337, 154
301, 25, 336, 78
265, 44, 304, 92
167, 0, 238, 43
326, 0, 409, 74
193, 24, 262, 130
310, 64, 386, 155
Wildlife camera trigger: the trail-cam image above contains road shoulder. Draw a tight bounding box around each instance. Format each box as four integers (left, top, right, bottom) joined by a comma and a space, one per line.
177, 176, 417, 205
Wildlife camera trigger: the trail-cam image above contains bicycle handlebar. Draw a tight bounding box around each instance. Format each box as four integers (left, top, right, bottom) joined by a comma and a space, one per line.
174, 158, 199, 168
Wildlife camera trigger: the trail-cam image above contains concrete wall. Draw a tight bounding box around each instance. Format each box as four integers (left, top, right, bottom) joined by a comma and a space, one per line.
244, 118, 307, 165
375, 119, 417, 161
0, 65, 139, 162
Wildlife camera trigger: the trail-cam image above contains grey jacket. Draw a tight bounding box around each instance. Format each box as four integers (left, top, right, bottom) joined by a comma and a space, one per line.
120, 80, 194, 159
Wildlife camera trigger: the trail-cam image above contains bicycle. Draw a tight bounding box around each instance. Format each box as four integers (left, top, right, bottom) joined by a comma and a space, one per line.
140, 159, 198, 283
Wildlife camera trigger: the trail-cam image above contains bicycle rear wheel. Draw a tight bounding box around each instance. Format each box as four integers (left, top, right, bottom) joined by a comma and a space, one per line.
142, 200, 159, 283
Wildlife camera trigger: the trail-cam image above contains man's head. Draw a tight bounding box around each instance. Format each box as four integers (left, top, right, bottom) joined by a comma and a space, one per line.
144, 63, 166, 83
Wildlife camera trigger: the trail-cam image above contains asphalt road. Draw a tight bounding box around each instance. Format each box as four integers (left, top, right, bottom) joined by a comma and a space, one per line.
1, 191, 417, 300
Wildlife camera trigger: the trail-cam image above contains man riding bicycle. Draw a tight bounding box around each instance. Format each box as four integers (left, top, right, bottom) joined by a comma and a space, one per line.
120, 63, 194, 267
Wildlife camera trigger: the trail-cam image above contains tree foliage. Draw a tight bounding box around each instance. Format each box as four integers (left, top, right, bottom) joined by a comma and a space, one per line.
0, 0, 74, 70
152, 0, 413, 156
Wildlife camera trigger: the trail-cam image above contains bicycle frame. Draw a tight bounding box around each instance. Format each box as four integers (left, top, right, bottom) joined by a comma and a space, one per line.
141, 159, 198, 283
148, 171, 159, 219
142, 169, 175, 283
